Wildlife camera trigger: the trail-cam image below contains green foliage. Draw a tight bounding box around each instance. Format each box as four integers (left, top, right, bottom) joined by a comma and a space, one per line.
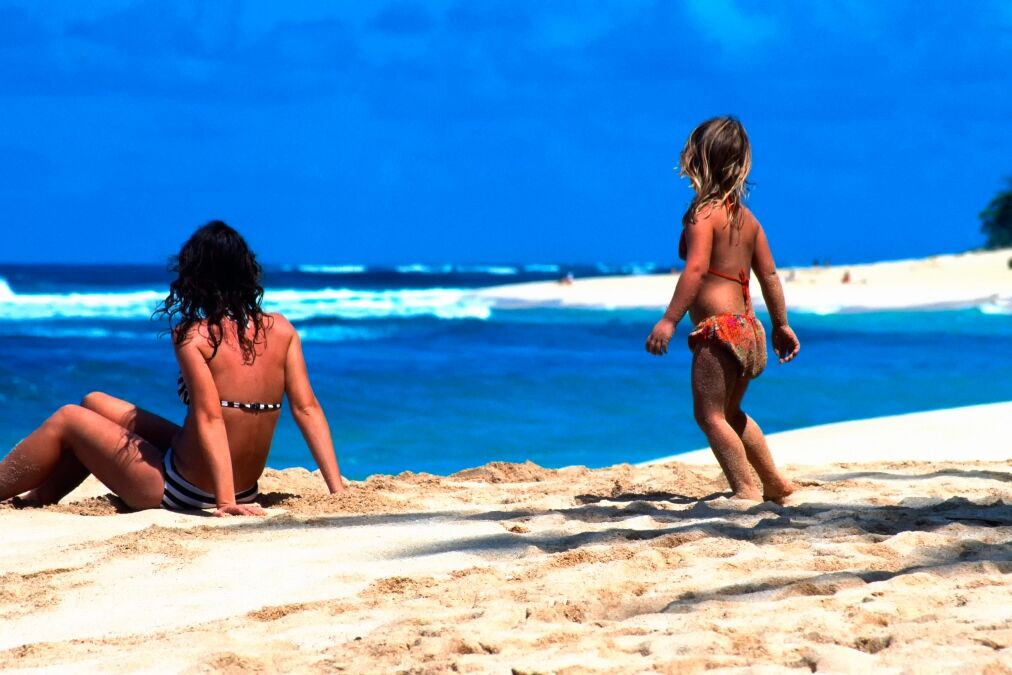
980, 178, 1012, 249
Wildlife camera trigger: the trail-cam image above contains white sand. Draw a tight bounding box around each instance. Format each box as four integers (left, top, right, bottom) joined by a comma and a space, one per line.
2, 403, 1010, 673
476, 248, 1012, 313
652, 401, 1012, 466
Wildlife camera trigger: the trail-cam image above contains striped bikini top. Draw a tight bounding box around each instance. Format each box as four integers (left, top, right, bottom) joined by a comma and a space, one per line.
177, 375, 282, 412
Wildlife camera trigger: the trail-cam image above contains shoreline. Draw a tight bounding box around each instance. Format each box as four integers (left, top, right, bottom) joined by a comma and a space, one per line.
475, 247, 1012, 313
33, 400, 1012, 501
648, 400, 1012, 466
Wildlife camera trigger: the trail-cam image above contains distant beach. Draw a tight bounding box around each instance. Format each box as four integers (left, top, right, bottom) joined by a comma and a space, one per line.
476, 248, 1012, 313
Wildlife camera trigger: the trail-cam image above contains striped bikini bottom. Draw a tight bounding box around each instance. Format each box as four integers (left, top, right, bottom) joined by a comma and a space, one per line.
161, 447, 259, 510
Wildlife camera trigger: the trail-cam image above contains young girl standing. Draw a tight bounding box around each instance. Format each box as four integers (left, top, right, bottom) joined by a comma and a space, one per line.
646, 116, 799, 503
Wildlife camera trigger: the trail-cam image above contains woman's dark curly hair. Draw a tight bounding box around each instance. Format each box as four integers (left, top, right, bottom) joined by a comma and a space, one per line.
154, 221, 268, 364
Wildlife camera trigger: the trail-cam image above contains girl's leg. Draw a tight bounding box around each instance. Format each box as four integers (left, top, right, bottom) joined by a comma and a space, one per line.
691, 344, 762, 500
0, 405, 164, 509
726, 379, 795, 504
81, 391, 180, 451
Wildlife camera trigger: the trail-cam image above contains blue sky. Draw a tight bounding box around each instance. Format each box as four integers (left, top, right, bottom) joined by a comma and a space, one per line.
2, 1, 1010, 266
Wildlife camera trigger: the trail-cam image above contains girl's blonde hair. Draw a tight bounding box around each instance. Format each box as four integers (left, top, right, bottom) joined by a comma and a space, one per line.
679, 116, 751, 229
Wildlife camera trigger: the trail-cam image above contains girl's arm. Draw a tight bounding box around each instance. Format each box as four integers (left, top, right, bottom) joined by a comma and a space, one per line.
175, 334, 249, 514
283, 320, 346, 493
752, 225, 800, 363
646, 217, 713, 355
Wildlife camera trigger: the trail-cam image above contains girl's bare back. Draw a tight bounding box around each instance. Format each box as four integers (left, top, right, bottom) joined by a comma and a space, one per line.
687, 205, 760, 323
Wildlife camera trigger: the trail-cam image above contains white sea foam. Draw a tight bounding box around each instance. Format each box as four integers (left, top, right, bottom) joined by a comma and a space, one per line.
296, 325, 393, 342
523, 264, 562, 273
793, 305, 843, 316
0, 284, 492, 322
395, 264, 454, 274
297, 264, 368, 274
0, 286, 164, 320
594, 263, 659, 275
979, 298, 1012, 315
456, 265, 519, 275
263, 288, 491, 321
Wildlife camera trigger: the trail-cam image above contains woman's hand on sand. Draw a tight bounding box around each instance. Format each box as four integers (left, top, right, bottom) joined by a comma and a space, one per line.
772, 325, 800, 363
213, 503, 266, 517
646, 319, 675, 355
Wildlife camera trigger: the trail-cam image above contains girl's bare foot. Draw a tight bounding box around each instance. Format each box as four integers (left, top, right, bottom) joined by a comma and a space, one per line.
762, 480, 795, 505
731, 487, 763, 501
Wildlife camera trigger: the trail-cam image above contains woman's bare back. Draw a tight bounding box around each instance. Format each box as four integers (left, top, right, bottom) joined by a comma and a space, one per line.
172, 314, 296, 492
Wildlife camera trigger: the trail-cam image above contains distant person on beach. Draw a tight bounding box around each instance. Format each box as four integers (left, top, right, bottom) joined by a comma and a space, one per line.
0, 221, 346, 515
645, 116, 800, 503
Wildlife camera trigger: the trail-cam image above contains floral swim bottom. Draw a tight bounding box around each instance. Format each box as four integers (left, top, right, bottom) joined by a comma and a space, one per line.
687, 313, 768, 379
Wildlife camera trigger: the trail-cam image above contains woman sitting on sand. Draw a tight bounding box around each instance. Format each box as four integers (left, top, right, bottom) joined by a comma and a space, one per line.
645, 116, 800, 503
0, 221, 345, 515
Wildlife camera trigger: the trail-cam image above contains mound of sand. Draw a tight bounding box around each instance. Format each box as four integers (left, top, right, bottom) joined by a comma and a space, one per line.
2, 450, 1009, 672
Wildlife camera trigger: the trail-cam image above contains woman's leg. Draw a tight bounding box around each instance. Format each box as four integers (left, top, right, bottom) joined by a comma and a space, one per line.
0, 404, 164, 509
726, 379, 795, 503
81, 391, 180, 451
691, 344, 762, 500
13, 392, 179, 505
15, 448, 91, 506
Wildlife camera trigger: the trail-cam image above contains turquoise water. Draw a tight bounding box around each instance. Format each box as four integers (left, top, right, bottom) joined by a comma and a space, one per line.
1, 264, 1010, 479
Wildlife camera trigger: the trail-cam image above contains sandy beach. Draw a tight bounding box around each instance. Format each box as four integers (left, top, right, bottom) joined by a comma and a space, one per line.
2, 400, 1010, 673
476, 248, 1012, 313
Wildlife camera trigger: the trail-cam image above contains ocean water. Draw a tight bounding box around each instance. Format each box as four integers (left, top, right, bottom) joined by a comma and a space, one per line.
2, 263, 1010, 480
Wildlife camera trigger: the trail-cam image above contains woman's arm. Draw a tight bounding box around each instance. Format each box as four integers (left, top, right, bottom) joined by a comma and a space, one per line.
174, 333, 240, 509
752, 225, 800, 363
646, 217, 713, 355
283, 322, 346, 493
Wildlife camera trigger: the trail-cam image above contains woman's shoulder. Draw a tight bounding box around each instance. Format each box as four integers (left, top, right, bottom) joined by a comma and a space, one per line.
171, 320, 205, 345
264, 312, 295, 335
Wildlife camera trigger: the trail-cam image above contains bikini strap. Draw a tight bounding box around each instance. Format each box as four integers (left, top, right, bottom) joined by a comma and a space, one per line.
707, 268, 751, 307
706, 268, 741, 284
177, 374, 282, 411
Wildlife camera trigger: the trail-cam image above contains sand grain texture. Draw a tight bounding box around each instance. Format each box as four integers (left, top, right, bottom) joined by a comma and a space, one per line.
2, 416, 1010, 674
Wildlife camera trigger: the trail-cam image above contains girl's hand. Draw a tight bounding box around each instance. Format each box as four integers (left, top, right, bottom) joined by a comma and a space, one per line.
772, 325, 800, 363
214, 503, 266, 517
646, 319, 676, 355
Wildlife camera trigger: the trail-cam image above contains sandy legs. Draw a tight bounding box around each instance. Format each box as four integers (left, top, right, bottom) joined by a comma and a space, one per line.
0, 392, 179, 509
691, 344, 794, 503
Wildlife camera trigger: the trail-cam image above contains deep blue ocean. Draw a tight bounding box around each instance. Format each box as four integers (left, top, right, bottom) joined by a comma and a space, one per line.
2, 263, 1010, 480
